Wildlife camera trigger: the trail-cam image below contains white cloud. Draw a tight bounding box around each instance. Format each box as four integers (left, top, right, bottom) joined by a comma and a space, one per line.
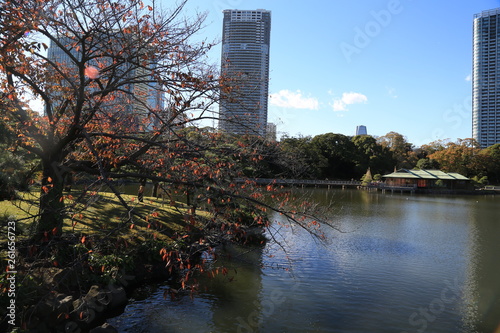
386, 87, 398, 99
269, 90, 319, 110
465, 74, 472, 82
331, 92, 367, 111
332, 99, 347, 111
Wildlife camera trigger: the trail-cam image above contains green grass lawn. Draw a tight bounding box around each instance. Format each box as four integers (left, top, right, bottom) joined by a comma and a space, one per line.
0, 190, 207, 244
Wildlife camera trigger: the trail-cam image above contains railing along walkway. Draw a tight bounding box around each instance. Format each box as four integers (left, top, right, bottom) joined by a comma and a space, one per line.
481, 185, 500, 191
235, 178, 362, 187
376, 184, 418, 193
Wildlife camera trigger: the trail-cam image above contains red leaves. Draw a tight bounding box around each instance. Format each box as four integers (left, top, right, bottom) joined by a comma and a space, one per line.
160, 248, 178, 265
84, 66, 99, 79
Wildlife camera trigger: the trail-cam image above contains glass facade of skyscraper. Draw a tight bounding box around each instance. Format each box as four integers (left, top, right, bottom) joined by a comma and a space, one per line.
219, 9, 271, 136
473, 8, 500, 148
356, 125, 368, 136
46, 35, 164, 131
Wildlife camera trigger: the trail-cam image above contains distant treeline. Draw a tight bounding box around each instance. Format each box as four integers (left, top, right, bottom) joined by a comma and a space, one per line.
242, 131, 500, 185
2, 127, 500, 200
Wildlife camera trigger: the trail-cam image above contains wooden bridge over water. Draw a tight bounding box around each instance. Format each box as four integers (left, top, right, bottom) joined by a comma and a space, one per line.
237, 178, 418, 193
236, 178, 363, 188
235, 179, 500, 195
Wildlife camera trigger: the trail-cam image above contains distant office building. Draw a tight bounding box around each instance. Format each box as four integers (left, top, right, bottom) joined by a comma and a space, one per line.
473, 8, 500, 148
46, 35, 164, 130
266, 122, 277, 141
356, 125, 368, 136
219, 9, 271, 136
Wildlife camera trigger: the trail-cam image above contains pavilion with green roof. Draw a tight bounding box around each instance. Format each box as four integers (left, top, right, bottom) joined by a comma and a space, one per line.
382, 169, 473, 191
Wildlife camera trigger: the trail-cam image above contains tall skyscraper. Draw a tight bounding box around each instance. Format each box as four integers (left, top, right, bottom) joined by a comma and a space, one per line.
219, 9, 271, 136
473, 8, 500, 148
356, 125, 368, 136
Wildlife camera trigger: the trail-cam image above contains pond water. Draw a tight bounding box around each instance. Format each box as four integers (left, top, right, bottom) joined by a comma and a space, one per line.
109, 188, 500, 332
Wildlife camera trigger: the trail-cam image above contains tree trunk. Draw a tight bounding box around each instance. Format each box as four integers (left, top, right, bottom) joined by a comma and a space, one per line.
137, 178, 146, 202
35, 158, 65, 241
152, 181, 159, 198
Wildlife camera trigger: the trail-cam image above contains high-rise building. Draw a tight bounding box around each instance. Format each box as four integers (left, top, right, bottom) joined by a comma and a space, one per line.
219, 9, 271, 136
473, 8, 500, 148
356, 125, 368, 136
46, 35, 164, 130
266, 122, 277, 141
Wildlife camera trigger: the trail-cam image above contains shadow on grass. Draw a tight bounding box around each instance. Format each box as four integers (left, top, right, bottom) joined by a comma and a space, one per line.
0, 191, 204, 245
67, 192, 201, 243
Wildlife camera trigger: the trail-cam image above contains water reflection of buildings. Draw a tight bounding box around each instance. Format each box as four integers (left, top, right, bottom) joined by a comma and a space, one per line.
208, 244, 265, 332
107, 191, 500, 331
463, 197, 500, 331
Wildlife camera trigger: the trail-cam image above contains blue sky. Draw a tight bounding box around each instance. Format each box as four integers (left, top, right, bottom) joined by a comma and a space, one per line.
182, 0, 500, 147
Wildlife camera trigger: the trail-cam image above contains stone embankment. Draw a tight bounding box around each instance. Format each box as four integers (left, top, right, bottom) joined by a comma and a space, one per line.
12, 223, 264, 332
22, 264, 164, 333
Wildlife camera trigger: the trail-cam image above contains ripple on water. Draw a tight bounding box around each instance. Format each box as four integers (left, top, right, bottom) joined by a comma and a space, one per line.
109, 190, 498, 332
